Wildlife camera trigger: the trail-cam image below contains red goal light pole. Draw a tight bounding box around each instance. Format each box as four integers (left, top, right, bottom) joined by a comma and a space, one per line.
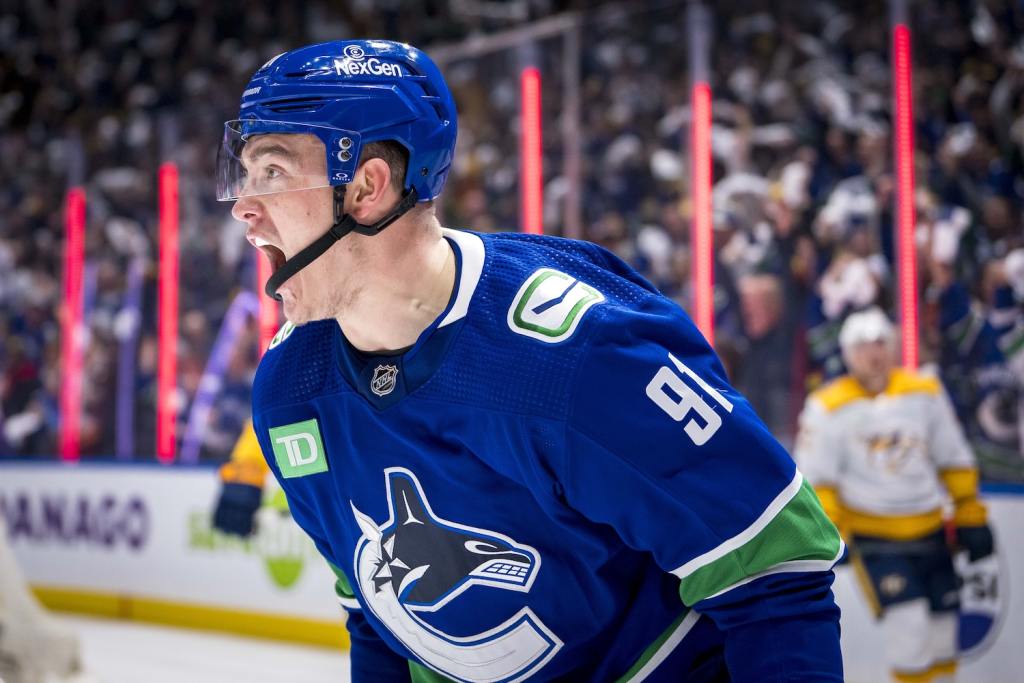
892, 3, 918, 368
689, 82, 714, 345
157, 162, 180, 464
520, 65, 544, 235
59, 187, 86, 462
688, 3, 714, 345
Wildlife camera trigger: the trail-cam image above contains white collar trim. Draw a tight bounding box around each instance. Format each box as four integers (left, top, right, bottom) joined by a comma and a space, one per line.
438, 228, 485, 328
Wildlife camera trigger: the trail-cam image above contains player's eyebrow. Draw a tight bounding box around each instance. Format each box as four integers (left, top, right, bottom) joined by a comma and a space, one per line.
241, 142, 298, 167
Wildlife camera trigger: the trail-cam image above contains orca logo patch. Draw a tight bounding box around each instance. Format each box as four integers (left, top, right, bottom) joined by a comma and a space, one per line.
350, 468, 562, 682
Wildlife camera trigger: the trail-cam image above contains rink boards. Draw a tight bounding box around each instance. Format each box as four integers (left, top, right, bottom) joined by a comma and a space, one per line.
0, 461, 1022, 678
0, 462, 347, 648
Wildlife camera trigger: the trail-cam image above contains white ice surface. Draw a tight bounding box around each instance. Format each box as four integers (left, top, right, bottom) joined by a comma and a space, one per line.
57, 614, 350, 683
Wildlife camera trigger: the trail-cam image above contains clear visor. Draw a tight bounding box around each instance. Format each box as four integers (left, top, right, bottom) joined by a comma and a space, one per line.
216, 120, 351, 201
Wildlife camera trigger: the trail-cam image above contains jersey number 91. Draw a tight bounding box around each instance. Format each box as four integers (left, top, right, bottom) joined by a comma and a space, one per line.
645, 354, 731, 446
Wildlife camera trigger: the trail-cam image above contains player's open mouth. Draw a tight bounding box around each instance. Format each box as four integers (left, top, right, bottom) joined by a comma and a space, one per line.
253, 238, 287, 275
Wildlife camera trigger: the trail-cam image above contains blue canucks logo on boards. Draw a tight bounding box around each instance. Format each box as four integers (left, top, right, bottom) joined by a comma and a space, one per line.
350, 468, 563, 682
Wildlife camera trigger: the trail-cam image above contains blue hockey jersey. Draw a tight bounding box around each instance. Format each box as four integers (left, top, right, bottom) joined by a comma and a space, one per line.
251, 229, 844, 682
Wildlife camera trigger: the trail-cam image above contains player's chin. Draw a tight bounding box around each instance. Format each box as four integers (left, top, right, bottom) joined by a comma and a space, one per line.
280, 296, 308, 325
281, 297, 328, 327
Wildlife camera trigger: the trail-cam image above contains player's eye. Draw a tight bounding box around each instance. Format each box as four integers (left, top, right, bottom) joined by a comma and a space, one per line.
265, 166, 283, 180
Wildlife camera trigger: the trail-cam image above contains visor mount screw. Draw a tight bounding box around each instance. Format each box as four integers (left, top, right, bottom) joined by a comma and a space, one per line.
421, 166, 428, 176
339, 137, 353, 150
338, 150, 352, 162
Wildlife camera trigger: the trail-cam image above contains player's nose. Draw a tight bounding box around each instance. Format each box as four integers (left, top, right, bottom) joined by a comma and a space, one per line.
231, 195, 263, 224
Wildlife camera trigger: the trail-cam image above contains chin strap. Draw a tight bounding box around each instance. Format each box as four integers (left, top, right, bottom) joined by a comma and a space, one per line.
264, 186, 419, 301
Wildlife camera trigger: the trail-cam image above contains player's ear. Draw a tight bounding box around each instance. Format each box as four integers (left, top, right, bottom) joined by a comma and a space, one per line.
349, 158, 393, 222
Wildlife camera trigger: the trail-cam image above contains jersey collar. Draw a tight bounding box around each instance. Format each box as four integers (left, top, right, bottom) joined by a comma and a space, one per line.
334, 229, 485, 408
437, 228, 484, 328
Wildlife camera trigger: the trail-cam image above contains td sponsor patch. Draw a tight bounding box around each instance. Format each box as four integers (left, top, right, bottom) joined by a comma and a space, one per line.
270, 419, 328, 479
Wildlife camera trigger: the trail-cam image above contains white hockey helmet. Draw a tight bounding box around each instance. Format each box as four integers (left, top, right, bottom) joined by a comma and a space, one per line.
838, 307, 894, 355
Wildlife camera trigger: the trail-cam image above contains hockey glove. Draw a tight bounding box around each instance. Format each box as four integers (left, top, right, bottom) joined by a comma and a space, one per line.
213, 482, 263, 537
956, 524, 995, 562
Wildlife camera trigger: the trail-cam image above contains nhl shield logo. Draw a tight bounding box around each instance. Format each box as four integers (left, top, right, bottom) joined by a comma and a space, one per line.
371, 364, 399, 397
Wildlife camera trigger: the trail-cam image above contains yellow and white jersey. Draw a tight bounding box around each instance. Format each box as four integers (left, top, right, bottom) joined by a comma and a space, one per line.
794, 368, 984, 540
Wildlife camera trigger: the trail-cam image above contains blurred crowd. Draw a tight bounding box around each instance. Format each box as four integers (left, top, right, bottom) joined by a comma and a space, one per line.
1, 0, 1022, 479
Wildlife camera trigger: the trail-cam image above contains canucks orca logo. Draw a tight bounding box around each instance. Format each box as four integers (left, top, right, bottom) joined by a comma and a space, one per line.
350, 468, 562, 682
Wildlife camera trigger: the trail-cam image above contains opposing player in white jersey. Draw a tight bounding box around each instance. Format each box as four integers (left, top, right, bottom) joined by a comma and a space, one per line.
0, 517, 85, 683
795, 307, 996, 683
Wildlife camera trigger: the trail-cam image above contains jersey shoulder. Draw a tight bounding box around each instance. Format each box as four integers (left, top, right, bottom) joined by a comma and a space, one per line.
252, 319, 346, 414
480, 233, 727, 412
809, 375, 871, 413
885, 367, 942, 398
480, 232, 661, 293
809, 368, 942, 414
415, 232, 665, 419
473, 232, 684, 356
477, 231, 664, 346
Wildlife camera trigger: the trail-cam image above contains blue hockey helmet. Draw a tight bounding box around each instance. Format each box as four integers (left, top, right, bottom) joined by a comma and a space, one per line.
216, 39, 457, 202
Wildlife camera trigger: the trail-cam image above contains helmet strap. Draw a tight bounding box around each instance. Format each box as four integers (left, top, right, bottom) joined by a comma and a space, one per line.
264, 185, 419, 301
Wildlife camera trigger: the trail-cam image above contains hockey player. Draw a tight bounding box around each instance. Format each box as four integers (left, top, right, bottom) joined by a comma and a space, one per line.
0, 517, 84, 683
218, 39, 844, 681
795, 308, 995, 683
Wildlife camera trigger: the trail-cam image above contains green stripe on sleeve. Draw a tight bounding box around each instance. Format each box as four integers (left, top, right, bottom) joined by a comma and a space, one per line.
328, 561, 356, 600
613, 611, 689, 682
409, 661, 454, 682
678, 479, 841, 605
